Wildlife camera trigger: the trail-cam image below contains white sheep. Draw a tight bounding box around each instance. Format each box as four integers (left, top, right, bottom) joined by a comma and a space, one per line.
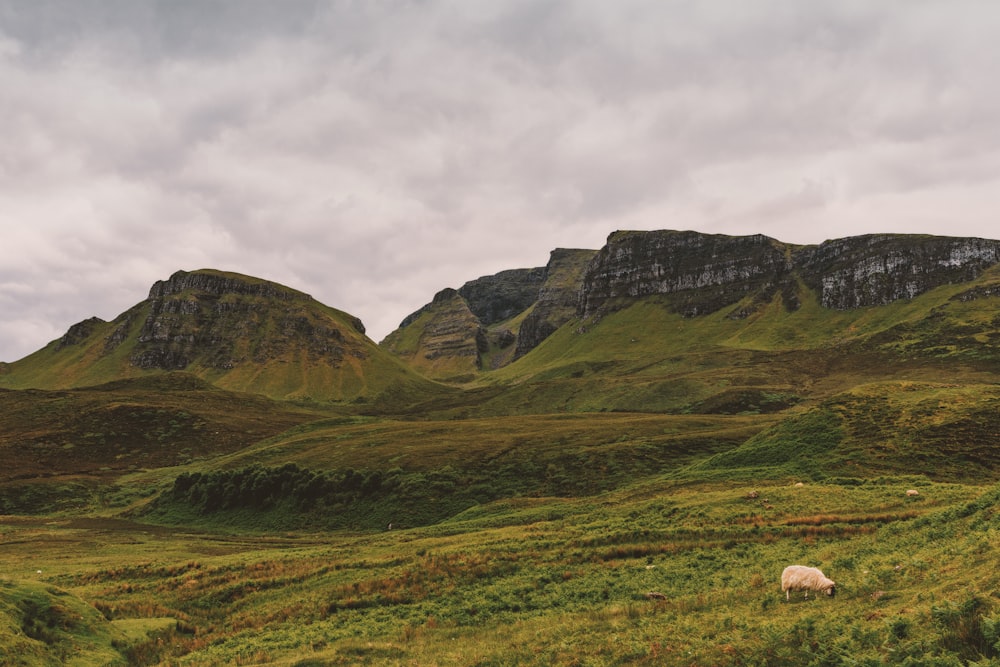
906, 489, 920, 497
781, 565, 836, 600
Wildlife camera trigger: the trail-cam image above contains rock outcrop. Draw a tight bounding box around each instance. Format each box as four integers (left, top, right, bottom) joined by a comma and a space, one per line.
515, 249, 596, 358
57, 316, 106, 350
384, 250, 598, 374
382, 288, 486, 380
794, 234, 1000, 310
119, 270, 367, 372
578, 230, 797, 321
578, 230, 1000, 322
457, 268, 548, 326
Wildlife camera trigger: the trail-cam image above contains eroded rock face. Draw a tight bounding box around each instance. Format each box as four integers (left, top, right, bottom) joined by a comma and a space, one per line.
57, 317, 106, 350
578, 231, 1000, 322
417, 288, 485, 362
149, 270, 291, 300
458, 268, 547, 326
516, 248, 596, 358
387, 253, 597, 371
128, 270, 366, 371
795, 235, 1000, 310
578, 230, 796, 320
381, 288, 485, 379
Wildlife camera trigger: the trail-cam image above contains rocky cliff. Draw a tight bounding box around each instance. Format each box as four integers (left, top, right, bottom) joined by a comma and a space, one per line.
382, 288, 486, 380
578, 230, 798, 321
578, 230, 1000, 322
1, 269, 432, 401
457, 268, 548, 326
383, 250, 597, 376
515, 249, 597, 358
385, 229, 1000, 377
110, 270, 367, 372
794, 234, 1000, 310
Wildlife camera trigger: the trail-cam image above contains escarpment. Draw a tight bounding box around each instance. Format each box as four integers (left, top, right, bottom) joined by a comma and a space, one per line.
577, 230, 1000, 322
385, 230, 1000, 377
381, 288, 486, 380
457, 268, 547, 326
118, 270, 368, 372
515, 249, 597, 358
577, 230, 797, 321
383, 249, 597, 375
794, 234, 1000, 310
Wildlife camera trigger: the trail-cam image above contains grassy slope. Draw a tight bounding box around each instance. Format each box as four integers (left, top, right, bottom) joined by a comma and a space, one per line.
470, 273, 1000, 415
0, 271, 441, 404
0, 374, 326, 513
0, 577, 131, 666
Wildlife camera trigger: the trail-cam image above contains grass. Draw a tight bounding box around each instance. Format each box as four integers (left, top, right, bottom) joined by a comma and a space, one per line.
2, 477, 998, 665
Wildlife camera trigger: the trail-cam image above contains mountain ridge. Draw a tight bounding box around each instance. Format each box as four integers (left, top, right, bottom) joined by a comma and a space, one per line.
4, 230, 1000, 404
385, 230, 1000, 375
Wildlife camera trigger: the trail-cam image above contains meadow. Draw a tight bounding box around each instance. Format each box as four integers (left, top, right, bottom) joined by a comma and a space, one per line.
4, 456, 1000, 665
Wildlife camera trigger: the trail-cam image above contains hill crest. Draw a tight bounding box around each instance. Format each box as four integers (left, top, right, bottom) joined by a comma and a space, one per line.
0, 269, 432, 402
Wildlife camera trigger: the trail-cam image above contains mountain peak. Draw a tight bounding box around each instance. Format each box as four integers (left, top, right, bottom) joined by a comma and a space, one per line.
149, 269, 299, 301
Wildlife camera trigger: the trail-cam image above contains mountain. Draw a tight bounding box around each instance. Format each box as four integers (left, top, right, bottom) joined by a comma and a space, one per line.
0, 269, 438, 403
380, 248, 596, 378
385, 230, 1000, 380
579, 230, 1000, 321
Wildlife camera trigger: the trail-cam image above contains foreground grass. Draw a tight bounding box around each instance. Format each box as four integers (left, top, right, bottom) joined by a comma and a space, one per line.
3, 476, 999, 665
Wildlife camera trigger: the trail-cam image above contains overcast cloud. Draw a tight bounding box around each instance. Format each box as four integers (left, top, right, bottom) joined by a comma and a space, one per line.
2, 0, 1000, 362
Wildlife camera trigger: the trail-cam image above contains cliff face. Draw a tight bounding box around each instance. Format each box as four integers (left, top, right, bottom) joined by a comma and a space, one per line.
794, 234, 1000, 310
578, 230, 797, 320
383, 249, 598, 374
457, 268, 547, 326
578, 230, 1000, 321
381, 288, 486, 380
112, 270, 367, 372
385, 265, 546, 379
515, 249, 596, 358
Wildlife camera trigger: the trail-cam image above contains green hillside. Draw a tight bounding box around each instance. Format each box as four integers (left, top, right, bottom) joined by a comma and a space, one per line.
0, 269, 442, 404
467, 268, 1000, 416
0, 374, 324, 514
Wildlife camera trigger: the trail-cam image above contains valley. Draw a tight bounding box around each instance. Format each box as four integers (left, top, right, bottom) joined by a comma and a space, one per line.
3, 230, 1000, 665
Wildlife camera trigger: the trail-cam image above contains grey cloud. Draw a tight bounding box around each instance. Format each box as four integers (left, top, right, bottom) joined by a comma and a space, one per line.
3, 1, 1000, 361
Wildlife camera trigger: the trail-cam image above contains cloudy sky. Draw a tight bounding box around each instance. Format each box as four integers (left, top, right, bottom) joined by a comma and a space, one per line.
2, 1, 1000, 362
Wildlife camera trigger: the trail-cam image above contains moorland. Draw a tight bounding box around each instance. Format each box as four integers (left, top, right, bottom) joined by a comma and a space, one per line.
3, 231, 1000, 665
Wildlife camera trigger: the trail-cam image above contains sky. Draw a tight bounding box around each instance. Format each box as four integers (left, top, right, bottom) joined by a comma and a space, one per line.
2, 1, 1000, 362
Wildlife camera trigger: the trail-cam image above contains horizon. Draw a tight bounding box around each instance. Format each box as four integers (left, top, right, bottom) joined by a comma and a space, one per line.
5, 225, 1000, 364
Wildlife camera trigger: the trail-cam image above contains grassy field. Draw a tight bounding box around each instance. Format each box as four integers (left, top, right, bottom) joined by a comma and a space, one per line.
3, 475, 999, 665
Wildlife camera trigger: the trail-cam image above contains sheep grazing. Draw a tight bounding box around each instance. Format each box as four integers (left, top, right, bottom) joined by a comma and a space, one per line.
906, 489, 920, 497
781, 565, 836, 600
